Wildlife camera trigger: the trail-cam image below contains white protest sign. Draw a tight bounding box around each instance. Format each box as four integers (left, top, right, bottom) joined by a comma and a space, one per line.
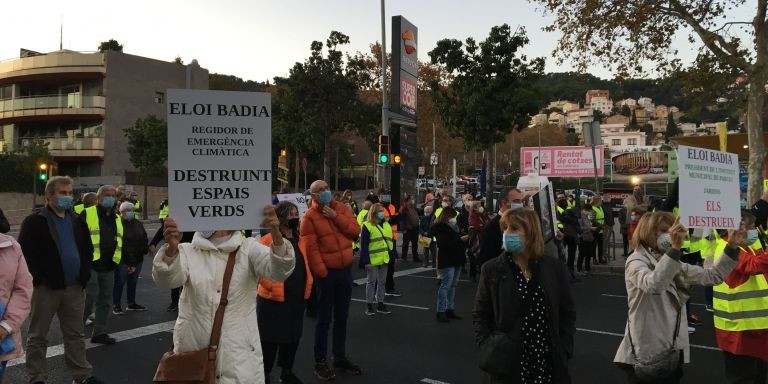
167, 89, 271, 231
277, 193, 310, 219
678, 145, 740, 229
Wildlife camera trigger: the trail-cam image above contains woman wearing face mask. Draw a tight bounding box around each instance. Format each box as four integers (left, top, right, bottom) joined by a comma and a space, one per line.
468, 201, 489, 282
429, 208, 468, 322
112, 202, 148, 315
473, 208, 576, 383
614, 212, 742, 383
257, 202, 312, 384
152, 207, 296, 384
627, 207, 646, 245
358, 203, 394, 316
577, 204, 597, 276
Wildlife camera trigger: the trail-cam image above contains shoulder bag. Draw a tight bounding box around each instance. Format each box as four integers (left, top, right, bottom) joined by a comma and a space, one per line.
153, 249, 238, 384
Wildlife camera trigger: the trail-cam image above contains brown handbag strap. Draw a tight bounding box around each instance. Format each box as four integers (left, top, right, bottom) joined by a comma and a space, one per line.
207, 249, 238, 358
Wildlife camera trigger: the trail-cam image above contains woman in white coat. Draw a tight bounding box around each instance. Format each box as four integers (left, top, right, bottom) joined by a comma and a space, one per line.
152, 206, 295, 384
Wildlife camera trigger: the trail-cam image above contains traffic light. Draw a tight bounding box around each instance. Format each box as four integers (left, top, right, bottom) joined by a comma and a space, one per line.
393, 154, 401, 165
280, 148, 287, 157
38, 163, 48, 181
377, 135, 390, 165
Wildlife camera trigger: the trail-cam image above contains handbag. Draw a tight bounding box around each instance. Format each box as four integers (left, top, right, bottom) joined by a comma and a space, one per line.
418, 235, 432, 248
153, 249, 238, 384
627, 251, 683, 384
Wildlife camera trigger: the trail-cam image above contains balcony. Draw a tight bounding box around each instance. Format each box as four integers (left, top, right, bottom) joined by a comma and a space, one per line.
0, 95, 105, 123
0, 136, 105, 159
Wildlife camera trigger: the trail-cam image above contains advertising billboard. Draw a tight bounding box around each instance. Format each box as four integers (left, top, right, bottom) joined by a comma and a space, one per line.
520, 146, 604, 177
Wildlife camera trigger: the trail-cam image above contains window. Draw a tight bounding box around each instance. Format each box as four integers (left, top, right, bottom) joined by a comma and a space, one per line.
155, 92, 165, 104
612, 139, 621, 146
628, 138, 638, 145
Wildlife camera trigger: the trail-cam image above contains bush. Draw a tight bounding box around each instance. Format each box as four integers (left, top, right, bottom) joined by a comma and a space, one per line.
0, 153, 36, 193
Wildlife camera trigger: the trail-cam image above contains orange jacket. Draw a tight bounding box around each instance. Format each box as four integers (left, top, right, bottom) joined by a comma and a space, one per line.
383, 203, 398, 240
257, 233, 313, 302
300, 199, 360, 278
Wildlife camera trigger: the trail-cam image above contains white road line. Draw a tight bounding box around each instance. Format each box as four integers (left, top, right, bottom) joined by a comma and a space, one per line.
576, 327, 721, 351
602, 293, 708, 307
7, 320, 176, 367
353, 266, 432, 285
350, 298, 429, 310
421, 378, 452, 384
406, 274, 472, 283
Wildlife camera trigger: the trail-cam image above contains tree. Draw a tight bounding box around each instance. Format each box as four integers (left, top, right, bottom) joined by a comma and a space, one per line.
98, 39, 123, 53
593, 109, 605, 122
172, 56, 184, 65
621, 105, 632, 117
665, 112, 680, 140
533, 0, 768, 204
629, 109, 639, 130
273, 31, 376, 181
643, 124, 655, 145
429, 25, 545, 199
124, 115, 167, 219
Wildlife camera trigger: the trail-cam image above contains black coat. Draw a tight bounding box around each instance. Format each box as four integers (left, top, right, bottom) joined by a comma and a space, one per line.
0, 208, 9, 233
428, 222, 467, 269
473, 254, 576, 384
18, 206, 93, 289
476, 215, 502, 267
121, 218, 148, 267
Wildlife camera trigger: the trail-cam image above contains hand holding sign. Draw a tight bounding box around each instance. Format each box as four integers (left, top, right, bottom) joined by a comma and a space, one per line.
163, 218, 181, 257
261, 205, 284, 246
669, 217, 688, 250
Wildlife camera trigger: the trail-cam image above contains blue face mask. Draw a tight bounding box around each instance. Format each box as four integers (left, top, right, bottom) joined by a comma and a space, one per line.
509, 203, 524, 210
502, 233, 524, 254
746, 229, 759, 245
56, 195, 73, 211
376, 211, 386, 220
318, 190, 333, 205
124, 212, 135, 221
101, 196, 116, 209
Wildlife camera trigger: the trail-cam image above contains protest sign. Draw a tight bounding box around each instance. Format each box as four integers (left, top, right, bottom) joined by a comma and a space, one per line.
277, 193, 310, 218
167, 89, 271, 231
678, 145, 740, 229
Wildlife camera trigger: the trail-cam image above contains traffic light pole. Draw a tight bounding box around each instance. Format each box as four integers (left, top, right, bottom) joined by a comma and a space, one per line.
32, 169, 36, 207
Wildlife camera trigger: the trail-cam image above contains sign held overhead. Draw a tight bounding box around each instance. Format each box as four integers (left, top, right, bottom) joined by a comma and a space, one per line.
677, 145, 740, 229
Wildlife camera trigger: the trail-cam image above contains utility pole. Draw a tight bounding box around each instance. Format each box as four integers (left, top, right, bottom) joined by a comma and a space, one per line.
379, 0, 389, 190
432, 123, 436, 187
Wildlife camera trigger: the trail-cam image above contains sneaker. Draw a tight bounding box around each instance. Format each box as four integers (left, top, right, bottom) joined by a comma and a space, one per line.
90, 334, 116, 345
75, 377, 105, 384
84, 318, 94, 326
313, 360, 336, 381
365, 304, 376, 316
166, 304, 178, 312
376, 302, 391, 314
436, 312, 449, 323
706, 305, 714, 312
385, 290, 402, 297
112, 305, 124, 315
445, 309, 462, 320
126, 303, 147, 312
280, 370, 304, 384
687, 326, 696, 334
688, 314, 702, 326
333, 357, 362, 375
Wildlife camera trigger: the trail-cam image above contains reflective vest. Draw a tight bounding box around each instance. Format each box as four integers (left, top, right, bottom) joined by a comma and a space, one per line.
84, 206, 122, 264
158, 203, 169, 220
73, 204, 85, 214
592, 206, 605, 225
134, 199, 142, 212
712, 239, 768, 332
363, 221, 392, 266
556, 206, 565, 229
567, 200, 576, 209
357, 209, 369, 226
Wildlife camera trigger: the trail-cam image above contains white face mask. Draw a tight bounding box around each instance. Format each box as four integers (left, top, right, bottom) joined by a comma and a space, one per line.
478, 207, 485, 214
448, 217, 458, 226
657, 233, 673, 253
441, 201, 450, 208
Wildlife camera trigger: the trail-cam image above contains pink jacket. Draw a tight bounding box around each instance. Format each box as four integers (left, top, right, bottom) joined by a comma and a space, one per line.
0, 233, 33, 361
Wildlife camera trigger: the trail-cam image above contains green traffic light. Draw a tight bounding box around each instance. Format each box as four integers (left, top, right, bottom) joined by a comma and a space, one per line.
379, 154, 389, 164
39, 173, 47, 181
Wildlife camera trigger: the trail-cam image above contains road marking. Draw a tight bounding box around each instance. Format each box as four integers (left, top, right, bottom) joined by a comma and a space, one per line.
576, 327, 720, 351
7, 320, 176, 367
602, 293, 708, 307
421, 378, 452, 384
406, 274, 471, 283
350, 298, 429, 310
353, 266, 432, 285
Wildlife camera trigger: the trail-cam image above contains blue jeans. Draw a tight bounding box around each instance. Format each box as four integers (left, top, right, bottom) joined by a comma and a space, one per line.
113, 262, 142, 305
437, 266, 461, 313
314, 266, 352, 361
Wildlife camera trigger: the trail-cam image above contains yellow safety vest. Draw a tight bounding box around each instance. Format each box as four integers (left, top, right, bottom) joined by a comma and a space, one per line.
712, 239, 768, 332
363, 221, 392, 266
73, 204, 85, 214
134, 199, 142, 212
357, 209, 369, 226
556, 206, 565, 229
567, 200, 575, 209
84, 206, 122, 264
158, 203, 169, 220
592, 206, 605, 225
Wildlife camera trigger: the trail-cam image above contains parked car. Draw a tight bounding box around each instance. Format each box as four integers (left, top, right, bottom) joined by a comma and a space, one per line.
632, 166, 650, 174
649, 167, 665, 174
618, 167, 632, 175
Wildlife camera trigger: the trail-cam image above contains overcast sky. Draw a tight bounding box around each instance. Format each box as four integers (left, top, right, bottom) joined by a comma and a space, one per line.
0, 0, 755, 82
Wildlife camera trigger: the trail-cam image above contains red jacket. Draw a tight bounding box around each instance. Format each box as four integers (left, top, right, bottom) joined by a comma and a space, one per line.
257, 234, 313, 302
300, 199, 360, 278
715, 247, 768, 361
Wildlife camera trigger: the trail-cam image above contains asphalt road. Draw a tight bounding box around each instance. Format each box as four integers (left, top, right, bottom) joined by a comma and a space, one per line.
3, 248, 732, 384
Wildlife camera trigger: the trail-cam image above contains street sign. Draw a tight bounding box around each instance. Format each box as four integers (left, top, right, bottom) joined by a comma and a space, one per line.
418, 166, 425, 176
430, 152, 438, 165
582, 121, 602, 146
301, 157, 308, 172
